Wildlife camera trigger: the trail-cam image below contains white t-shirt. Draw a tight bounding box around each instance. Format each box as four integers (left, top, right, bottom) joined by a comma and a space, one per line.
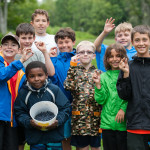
32, 33, 57, 53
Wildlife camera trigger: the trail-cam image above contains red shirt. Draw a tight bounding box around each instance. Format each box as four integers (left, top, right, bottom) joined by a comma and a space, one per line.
6, 62, 18, 110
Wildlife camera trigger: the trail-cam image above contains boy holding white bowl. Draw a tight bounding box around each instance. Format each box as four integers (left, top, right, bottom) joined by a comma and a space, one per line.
14, 61, 70, 150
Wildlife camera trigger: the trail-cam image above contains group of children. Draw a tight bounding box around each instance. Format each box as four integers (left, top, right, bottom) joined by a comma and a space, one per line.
0, 8, 150, 150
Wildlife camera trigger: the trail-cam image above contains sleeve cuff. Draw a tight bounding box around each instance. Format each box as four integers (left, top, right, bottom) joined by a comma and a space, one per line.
70, 61, 78, 66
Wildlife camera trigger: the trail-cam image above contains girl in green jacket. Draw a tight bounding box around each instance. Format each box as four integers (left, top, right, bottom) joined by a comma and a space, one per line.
93, 43, 128, 150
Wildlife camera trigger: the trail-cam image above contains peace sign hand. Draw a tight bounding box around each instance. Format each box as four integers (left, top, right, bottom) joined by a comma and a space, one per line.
119, 57, 129, 78
92, 70, 101, 89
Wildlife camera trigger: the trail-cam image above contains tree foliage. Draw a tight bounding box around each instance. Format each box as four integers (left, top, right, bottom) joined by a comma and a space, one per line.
0, 0, 150, 35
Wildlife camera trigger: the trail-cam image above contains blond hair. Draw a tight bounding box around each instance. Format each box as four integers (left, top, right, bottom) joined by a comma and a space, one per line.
76, 41, 96, 53
115, 22, 133, 35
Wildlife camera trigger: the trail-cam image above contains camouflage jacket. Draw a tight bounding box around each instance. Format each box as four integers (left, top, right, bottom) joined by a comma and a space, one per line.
64, 65, 102, 136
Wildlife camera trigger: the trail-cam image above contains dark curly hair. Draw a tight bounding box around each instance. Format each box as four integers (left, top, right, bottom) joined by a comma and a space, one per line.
104, 43, 128, 70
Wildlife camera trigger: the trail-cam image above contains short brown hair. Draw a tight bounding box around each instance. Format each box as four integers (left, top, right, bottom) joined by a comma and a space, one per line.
115, 22, 132, 35
131, 25, 150, 41
31, 9, 49, 22
104, 43, 128, 70
16, 23, 35, 37
55, 27, 76, 43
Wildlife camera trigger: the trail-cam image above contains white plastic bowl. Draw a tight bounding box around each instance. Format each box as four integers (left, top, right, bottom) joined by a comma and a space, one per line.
30, 101, 58, 127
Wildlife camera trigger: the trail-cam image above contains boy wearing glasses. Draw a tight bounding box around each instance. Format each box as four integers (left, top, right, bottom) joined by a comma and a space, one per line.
64, 41, 102, 150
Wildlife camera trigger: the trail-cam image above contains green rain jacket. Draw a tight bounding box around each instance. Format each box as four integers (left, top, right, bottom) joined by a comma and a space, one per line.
95, 70, 127, 131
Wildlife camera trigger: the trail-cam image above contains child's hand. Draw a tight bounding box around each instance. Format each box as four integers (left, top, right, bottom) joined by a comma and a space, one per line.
45, 120, 58, 131
30, 119, 43, 130
71, 55, 80, 63
104, 17, 115, 34
115, 109, 125, 123
92, 70, 101, 89
30, 119, 58, 131
35, 41, 47, 54
119, 57, 129, 78
20, 48, 34, 63
49, 47, 57, 57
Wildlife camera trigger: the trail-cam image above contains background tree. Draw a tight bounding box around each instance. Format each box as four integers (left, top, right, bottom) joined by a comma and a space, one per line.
0, 0, 8, 34
0, 0, 150, 37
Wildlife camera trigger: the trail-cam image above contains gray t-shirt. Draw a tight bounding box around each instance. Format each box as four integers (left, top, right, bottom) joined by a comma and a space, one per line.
15, 48, 45, 68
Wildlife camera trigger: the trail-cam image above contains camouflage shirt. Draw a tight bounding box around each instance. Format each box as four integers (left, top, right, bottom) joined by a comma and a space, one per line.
64, 65, 102, 136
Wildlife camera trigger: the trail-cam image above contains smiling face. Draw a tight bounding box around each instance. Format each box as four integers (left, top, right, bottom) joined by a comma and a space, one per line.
27, 67, 48, 89
107, 49, 121, 70
57, 37, 75, 52
132, 32, 150, 57
115, 31, 131, 49
77, 45, 95, 66
19, 33, 35, 50
1, 39, 19, 60
31, 14, 49, 36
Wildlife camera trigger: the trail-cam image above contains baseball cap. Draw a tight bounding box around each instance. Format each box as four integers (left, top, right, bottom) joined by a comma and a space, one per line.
1, 33, 20, 47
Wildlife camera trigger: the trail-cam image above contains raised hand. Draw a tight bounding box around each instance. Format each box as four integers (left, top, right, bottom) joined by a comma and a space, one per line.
119, 57, 129, 78
115, 109, 125, 123
20, 47, 34, 63
49, 47, 57, 57
92, 70, 101, 89
35, 41, 47, 54
71, 55, 80, 63
104, 17, 115, 34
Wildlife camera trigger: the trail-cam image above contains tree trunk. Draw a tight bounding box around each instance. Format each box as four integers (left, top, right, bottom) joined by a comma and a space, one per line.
0, 0, 7, 34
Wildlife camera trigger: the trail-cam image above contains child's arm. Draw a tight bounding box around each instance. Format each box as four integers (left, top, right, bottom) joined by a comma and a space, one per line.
14, 91, 33, 129
0, 49, 33, 81
119, 57, 129, 78
35, 41, 55, 76
117, 58, 132, 100
93, 70, 101, 89
64, 55, 79, 91
115, 98, 128, 123
94, 17, 115, 52
93, 71, 108, 105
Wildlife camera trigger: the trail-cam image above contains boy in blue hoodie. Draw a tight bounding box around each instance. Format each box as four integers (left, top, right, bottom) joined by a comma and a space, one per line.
49, 27, 76, 150
0, 33, 33, 150
14, 61, 70, 150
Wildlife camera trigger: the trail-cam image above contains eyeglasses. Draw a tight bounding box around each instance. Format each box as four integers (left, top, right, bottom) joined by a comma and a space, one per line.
77, 51, 94, 55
